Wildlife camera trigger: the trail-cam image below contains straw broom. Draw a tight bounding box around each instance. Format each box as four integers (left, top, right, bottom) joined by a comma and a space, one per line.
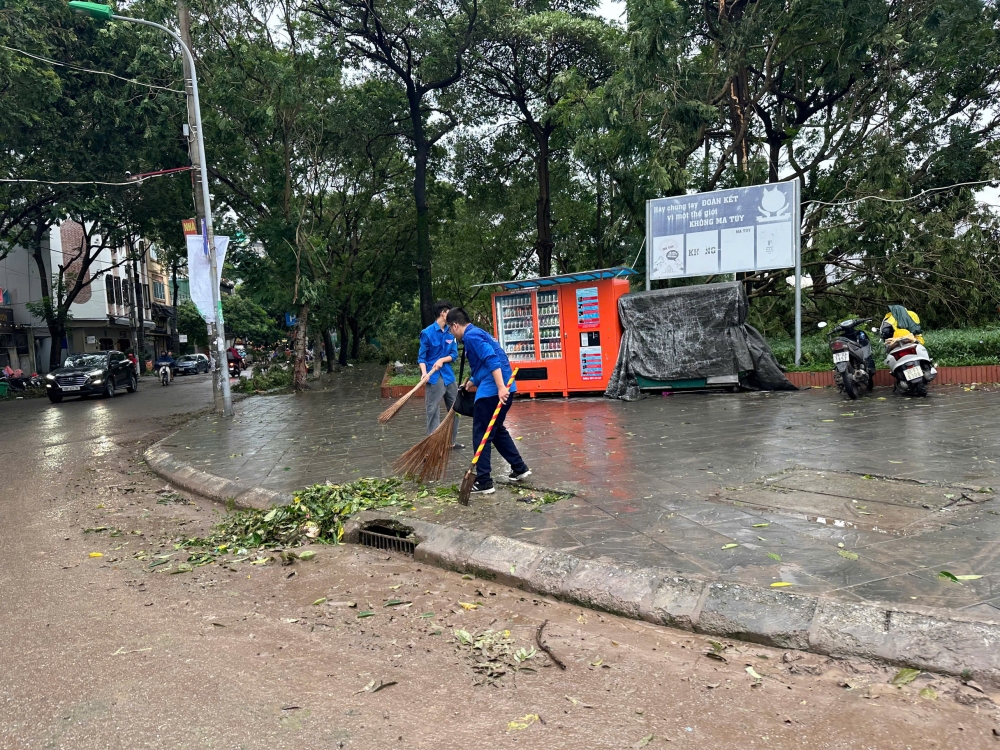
378, 372, 431, 424
392, 351, 468, 482
393, 405, 457, 482
458, 369, 518, 506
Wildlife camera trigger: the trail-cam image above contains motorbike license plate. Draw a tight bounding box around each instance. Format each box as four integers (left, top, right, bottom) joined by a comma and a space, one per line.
832, 351, 850, 363
904, 365, 923, 381
62, 385, 81, 391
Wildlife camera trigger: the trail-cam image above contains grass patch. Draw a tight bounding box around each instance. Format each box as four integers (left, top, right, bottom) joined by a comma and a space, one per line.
389, 374, 424, 386
388, 363, 424, 386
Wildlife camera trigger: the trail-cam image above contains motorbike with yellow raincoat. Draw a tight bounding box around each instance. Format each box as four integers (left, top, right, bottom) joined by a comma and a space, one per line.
879, 306, 936, 396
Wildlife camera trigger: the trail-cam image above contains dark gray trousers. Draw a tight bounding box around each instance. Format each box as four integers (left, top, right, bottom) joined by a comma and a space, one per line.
425, 379, 459, 442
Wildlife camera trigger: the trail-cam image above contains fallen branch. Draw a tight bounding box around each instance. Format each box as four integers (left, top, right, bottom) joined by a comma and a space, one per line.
536, 619, 566, 670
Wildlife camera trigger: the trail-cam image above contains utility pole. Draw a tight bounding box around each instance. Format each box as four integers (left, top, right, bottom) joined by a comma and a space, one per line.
178, 0, 223, 411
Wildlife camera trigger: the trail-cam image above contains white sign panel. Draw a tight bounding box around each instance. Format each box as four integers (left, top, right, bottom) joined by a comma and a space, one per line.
646, 182, 799, 280
178, 334, 188, 343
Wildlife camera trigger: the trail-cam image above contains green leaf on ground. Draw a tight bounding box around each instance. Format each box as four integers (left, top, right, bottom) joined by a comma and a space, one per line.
312, 598, 327, 606
752, 523, 770, 528
767, 553, 781, 561
955, 575, 983, 580
919, 687, 938, 700
891, 668, 920, 685
770, 582, 793, 587
298, 550, 316, 561
721, 543, 739, 550
838, 549, 859, 560
938, 571, 962, 584
357, 611, 375, 618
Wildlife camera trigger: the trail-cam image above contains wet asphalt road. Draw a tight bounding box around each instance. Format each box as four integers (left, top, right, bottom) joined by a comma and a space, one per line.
10, 371, 217, 459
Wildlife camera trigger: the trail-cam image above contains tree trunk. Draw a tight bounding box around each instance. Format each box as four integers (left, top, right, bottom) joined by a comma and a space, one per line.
349, 316, 360, 360
410, 96, 434, 327
171, 260, 180, 352
534, 134, 554, 277
28, 224, 64, 371
595, 168, 604, 268
292, 302, 310, 391
338, 314, 349, 367
323, 328, 335, 373
132, 253, 145, 362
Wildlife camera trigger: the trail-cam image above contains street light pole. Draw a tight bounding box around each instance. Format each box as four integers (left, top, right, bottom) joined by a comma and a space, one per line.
68, 1, 233, 416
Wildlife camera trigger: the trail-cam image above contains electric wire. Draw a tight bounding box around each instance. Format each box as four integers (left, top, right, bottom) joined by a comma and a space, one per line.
805, 179, 996, 208
0, 43, 185, 94
0, 169, 189, 187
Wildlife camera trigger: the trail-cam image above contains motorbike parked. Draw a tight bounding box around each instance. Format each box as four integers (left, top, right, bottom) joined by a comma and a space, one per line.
883, 334, 936, 397
818, 318, 875, 400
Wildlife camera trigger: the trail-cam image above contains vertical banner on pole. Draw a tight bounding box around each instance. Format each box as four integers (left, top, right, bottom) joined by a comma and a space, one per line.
186, 234, 230, 324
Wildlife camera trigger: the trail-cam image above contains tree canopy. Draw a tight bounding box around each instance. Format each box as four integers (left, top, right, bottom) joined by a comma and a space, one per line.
3, 0, 998, 378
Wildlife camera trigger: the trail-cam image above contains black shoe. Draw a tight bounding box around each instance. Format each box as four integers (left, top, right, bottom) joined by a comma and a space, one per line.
451, 443, 465, 450
471, 480, 495, 495
508, 469, 531, 481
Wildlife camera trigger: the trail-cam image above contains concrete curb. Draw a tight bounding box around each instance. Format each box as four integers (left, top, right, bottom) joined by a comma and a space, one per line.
145, 430, 1000, 687
345, 510, 1000, 687
144, 442, 292, 511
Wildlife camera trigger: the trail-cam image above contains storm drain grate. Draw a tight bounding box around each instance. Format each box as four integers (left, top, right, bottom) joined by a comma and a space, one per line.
358, 525, 416, 555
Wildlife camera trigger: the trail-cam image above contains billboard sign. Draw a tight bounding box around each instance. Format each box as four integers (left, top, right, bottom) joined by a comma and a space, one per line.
646, 182, 800, 280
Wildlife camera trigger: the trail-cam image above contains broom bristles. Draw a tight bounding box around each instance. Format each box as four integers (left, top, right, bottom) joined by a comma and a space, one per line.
392, 408, 457, 482
378, 373, 430, 424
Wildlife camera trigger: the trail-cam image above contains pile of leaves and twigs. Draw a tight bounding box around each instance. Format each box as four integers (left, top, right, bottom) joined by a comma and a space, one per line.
145, 478, 406, 573
454, 628, 538, 686
233, 363, 293, 394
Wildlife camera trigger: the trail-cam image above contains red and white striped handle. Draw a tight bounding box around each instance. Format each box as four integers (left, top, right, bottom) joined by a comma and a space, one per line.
470, 369, 518, 466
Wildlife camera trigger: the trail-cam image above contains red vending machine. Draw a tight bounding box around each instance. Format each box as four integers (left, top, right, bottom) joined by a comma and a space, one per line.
485, 267, 636, 397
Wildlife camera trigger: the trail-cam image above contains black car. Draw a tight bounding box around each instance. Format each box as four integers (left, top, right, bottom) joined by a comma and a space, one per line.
174, 353, 210, 375
44, 351, 138, 403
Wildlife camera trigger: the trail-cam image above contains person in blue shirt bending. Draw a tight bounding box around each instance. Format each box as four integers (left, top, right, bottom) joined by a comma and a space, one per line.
446, 307, 531, 494
418, 300, 462, 448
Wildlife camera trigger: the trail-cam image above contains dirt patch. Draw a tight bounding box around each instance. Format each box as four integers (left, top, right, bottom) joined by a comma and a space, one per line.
7, 443, 997, 749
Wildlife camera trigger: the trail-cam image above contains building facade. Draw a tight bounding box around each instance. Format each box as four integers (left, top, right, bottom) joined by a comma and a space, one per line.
0, 221, 185, 372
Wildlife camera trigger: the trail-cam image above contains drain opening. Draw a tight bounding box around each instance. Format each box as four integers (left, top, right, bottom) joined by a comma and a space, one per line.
359, 524, 416, 555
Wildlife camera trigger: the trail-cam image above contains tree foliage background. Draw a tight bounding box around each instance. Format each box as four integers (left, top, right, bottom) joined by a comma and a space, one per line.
3, 0, 999, 373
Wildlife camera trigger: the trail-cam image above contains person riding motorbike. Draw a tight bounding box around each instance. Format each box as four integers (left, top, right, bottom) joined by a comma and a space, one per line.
226, 346, 243, 374
879, 305, 924, 345
154, 351, 176, 384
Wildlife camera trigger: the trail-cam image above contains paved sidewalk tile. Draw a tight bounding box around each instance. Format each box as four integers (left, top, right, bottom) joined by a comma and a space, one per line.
163, 366, 1000, 611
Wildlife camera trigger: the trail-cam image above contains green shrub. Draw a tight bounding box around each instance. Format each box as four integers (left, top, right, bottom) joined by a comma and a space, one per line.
770, 328, 1000, 371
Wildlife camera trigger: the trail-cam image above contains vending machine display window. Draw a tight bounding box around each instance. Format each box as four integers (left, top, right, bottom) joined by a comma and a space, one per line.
495, 293, 536, 361
537, 290, 562, 360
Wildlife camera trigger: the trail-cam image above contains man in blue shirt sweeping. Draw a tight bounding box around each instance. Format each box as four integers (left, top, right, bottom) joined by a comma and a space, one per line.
446, 307, 530, 494
418, 300, 462, 448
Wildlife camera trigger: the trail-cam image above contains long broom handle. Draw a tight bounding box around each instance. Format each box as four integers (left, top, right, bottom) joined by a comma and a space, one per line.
470, 368, 518, 467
